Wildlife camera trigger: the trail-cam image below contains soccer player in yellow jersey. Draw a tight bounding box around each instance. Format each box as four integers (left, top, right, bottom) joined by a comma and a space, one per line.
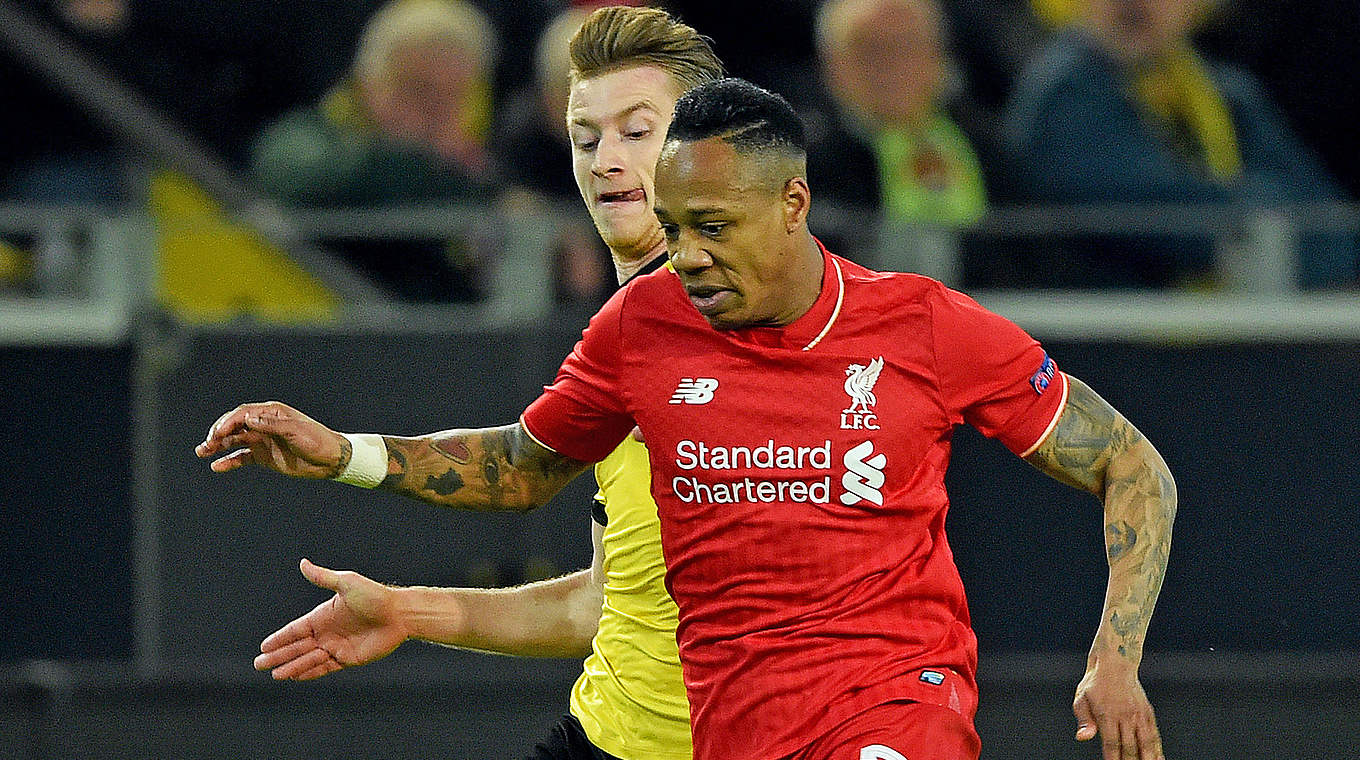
245, 7, 722, 760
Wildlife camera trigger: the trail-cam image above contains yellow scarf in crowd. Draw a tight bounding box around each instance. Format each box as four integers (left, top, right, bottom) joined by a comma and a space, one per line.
1132, 43, 1242, 182
1030, 0, 1241, 181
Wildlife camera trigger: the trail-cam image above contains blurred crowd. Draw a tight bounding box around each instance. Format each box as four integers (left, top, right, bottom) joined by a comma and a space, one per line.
3, 0, 1358, 306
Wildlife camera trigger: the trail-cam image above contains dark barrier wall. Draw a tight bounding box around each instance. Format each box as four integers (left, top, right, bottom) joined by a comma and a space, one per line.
1, 346, 133, 661
3, 331, 1359, 663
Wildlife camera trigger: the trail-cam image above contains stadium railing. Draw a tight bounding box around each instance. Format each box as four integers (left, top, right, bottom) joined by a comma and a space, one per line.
2, 199, 1359, 346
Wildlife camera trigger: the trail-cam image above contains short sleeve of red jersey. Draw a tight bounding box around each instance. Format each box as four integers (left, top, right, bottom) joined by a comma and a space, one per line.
520, 288, 636, 463
929, 283, 1068, 457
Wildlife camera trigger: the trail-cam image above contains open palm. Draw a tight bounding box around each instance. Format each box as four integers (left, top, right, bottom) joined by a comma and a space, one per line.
254, 559, 409, 680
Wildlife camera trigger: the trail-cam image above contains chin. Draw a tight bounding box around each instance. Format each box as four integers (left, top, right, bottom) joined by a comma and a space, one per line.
596, 219, 652, 252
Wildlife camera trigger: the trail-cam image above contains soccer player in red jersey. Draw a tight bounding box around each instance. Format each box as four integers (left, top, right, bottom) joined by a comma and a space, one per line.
198, 78, 1175, 760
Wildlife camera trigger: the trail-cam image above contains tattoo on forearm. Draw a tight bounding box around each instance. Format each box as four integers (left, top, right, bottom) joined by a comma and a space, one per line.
377, 424, 588, 512
1106, 521, 1137, 562
1024, 375, 1177, 663
334, 436, 353, 478
381, 448, 408, 489
424, 470, 465, 496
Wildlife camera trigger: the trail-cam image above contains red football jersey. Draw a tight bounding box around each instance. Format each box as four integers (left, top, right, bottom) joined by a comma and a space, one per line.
522, 246, 1068, 759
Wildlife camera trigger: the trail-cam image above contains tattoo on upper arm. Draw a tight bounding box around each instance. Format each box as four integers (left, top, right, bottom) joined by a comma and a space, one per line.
1024, 374, 1177, 661
378, 424, 588, 511
1023, 376, 1138, 495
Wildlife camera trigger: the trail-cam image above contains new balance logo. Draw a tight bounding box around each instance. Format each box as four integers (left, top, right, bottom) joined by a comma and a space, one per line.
669, 378, 719, 405
841, 440, 886, 506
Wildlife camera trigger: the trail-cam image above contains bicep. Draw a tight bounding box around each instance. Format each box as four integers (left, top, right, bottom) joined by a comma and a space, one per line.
1022, 374, 1142, 495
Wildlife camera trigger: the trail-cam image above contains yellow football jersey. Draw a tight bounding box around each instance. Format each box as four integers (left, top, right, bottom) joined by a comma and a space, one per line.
568, 435, 692, 759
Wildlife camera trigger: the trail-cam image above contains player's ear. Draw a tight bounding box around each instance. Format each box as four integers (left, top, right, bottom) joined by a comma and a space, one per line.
782, 176, 811, 233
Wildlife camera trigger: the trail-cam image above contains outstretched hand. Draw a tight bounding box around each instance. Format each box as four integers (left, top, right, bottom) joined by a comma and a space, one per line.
254, 559, 409, 680
195, 401, 347, 479
1073, 658, 1164, 760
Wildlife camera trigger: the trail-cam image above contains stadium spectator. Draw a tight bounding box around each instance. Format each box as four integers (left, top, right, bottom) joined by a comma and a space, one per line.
814, 0, 1003, 283
1006, 0, 1358, 289
249, 0, 502, 303
493, 6, 614, 305
198, 78, 1176, 760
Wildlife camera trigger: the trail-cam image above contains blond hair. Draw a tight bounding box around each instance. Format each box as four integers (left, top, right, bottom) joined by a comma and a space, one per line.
568, 5, 723, 91
353, 0, 497, 81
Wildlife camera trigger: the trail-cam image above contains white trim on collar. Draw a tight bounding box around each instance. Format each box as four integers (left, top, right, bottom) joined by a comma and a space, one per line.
801, 256, 845, 351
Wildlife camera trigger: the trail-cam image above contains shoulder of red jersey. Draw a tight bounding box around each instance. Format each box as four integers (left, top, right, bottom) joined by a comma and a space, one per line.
830, 252, 948, 310
611, 262, 695, 325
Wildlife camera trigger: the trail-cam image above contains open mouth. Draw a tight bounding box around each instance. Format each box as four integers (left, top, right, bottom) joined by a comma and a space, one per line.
597, 188, 646, 205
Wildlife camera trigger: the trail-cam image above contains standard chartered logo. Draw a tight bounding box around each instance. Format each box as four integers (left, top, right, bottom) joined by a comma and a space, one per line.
668, 438, 886, 508
840, 440, 886, 506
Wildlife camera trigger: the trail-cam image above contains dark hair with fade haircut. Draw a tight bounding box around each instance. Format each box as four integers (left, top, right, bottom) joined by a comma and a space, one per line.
569, 6, 723, 91
666, 77, 807, 157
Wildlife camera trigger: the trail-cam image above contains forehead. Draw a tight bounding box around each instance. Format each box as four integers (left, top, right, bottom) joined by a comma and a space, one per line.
655, 138, 766, 208
847, 2, 935, 45
567, 65, 683, 125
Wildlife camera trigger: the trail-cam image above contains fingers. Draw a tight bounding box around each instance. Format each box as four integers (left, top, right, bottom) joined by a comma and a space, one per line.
264, 646, 339, 681
290, 658, 343, 681
1076, 700, 1162, 760
197, 406, 255, 456
1100, 721, 1122, 760
1136, 716, 1164, 760
238, 406, 296, 438
196, 401, 295, 457
255, 638, 318, 671
259, 605, 324, 653
209, 448, 256, 473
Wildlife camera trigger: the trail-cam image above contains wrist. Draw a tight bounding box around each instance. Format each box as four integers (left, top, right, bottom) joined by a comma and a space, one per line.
1089, 638, 1144, 670
393, 586, 469, 645
334, 433, 387, 488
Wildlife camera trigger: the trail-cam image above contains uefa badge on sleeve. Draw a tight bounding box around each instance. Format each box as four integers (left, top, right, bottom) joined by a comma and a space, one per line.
1030, 353, 1056, 395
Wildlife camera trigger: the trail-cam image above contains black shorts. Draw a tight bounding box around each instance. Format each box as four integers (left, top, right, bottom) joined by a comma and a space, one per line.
522, 713, 621, 760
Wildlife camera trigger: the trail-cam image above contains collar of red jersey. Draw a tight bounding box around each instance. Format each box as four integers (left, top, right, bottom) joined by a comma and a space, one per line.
801, 255, 845, 350
660, 247, 845, 351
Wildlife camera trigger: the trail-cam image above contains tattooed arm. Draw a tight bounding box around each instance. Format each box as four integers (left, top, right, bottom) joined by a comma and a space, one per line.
1023, 374, 1176, 760
195, 402, 591, 512
376, 424, 590, 512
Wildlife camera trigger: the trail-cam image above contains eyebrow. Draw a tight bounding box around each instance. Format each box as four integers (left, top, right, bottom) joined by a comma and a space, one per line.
569, 101, 663, 129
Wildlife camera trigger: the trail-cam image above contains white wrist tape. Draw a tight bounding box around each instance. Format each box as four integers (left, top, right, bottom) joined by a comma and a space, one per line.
334, 433, 388, 488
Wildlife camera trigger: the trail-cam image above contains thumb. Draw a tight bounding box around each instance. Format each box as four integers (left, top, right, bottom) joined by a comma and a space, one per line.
1073, 696, 1098, 742
299, 558, 344, 592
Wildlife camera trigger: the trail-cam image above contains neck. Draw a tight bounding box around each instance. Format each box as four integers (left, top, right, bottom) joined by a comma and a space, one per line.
610, 227, 668, 285
773, 231, 828, 326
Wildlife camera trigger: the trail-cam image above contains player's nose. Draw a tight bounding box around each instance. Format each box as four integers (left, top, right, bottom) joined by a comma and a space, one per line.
591, 134, 626, 178
668, 239, 713, 272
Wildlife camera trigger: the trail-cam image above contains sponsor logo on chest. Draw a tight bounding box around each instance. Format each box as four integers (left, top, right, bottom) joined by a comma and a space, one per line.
663, 357, 891, 507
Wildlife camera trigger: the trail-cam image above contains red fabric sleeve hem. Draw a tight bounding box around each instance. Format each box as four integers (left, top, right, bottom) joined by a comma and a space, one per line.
1014, 371, 1070, 458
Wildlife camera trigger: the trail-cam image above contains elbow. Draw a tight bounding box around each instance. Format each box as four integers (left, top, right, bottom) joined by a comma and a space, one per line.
1108, 436, 1178, 521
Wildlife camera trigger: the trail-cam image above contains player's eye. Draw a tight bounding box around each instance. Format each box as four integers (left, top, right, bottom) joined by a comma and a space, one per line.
575, 139, 599, 152
625, 129, 650, 140
660, 223, 680, 240
699, 222, 726, 238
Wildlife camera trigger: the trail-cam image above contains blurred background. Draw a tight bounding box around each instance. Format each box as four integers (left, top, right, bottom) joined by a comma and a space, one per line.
1, 0, 1356, 757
